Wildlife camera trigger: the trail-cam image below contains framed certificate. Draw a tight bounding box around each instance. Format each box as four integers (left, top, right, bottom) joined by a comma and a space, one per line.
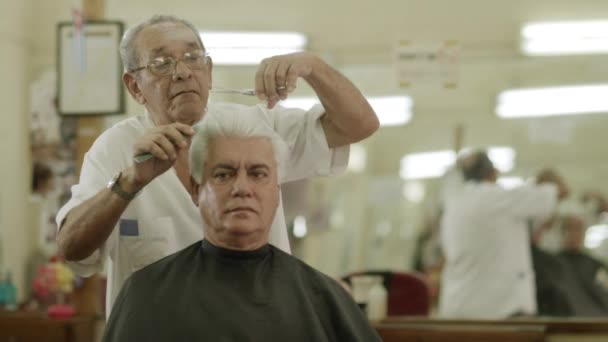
57, 21, 125, 116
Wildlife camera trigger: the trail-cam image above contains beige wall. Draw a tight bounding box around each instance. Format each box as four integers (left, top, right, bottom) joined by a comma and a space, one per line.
0, 1, 33, 300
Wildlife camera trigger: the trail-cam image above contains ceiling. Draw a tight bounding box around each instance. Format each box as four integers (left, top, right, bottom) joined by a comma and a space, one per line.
103, 0, 608, 60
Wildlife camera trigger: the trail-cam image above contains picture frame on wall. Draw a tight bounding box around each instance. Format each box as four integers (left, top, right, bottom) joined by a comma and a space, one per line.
57, 20, 125, 116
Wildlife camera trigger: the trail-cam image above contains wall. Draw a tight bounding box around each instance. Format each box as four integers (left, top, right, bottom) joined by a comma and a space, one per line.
0, 1, 33, 300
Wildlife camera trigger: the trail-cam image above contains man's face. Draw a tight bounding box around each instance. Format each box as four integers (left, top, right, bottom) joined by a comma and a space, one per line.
195, 136, 280, 247
127, 22, 212, 126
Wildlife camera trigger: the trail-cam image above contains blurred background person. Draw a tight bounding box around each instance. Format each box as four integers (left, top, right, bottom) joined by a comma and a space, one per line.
438, 150, 568, 319
29, 162, 59, 254
26, 162, 61, 306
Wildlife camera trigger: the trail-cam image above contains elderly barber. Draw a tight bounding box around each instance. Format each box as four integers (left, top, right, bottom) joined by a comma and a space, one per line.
56, 14, 378, 314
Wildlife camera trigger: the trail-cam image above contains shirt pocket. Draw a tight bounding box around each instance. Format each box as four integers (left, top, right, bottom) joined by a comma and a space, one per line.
119, 216, 176, 272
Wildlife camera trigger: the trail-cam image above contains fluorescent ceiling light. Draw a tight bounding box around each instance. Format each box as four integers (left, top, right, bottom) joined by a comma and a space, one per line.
279, 98, 318, 110
281, 96, 413, 126
370, 96, 413, 126
487, 147, 516, 173
400, 146, 515, 180
400, 150, 455, 180
496, 84, 608, 118
522, 21, 608, 56
200, 31, 306, 65
585, 224, 608, 249
293, 215, 308, 238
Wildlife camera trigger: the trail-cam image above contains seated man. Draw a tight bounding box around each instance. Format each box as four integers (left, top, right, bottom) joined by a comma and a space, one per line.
102, 105, 381, 341
557, 215, 608, 316
533, 214, 608, 317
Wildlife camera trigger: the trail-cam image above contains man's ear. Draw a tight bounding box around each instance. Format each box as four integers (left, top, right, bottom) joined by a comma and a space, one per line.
206, 56, 213, 89
190, 176, 201, 207
123, 72, 146, 104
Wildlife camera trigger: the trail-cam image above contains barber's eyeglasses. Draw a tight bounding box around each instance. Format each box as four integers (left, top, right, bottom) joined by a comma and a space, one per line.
129, 50, 210, 77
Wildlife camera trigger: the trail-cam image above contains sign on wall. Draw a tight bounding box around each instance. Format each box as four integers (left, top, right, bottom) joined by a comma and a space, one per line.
395, 40, 461, 89
57, 21, 125, 116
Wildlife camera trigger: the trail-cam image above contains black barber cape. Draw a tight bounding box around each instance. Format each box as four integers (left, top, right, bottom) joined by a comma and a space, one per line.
103, 239, 382, 342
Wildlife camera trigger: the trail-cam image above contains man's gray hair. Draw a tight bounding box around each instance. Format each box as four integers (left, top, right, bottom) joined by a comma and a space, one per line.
189, 104, 289, 185
119, 15, 205, 72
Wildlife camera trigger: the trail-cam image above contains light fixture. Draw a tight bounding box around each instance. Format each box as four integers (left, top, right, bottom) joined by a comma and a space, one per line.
496, 84, 608, 118
400, 146, 515, 180
293, 215, 308, 238
487, 147, 516, 173
521, 21, 608, 56
585, 224, 608, 249
400, 150, 455, 180
281, 96, 413, 126
200, 31, 307, 65
279, 98, 318, 110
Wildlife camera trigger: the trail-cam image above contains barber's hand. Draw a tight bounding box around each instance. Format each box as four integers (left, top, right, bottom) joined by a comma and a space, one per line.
537, 168, 569, 200
254, 52, 318, 109
129, 123, 194, 188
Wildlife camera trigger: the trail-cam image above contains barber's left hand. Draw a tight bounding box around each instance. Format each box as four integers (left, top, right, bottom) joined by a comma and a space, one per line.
254, 52, 316, 109
537, 168, 570, 200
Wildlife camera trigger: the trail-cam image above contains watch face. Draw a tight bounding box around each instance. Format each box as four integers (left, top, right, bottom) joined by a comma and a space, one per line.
108, 172, 121, 188
107, 172, 138, 200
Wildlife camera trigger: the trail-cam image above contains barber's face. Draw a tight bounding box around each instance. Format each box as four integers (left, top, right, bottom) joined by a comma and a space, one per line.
195, 137, 279, 247
125, 22, 212, 126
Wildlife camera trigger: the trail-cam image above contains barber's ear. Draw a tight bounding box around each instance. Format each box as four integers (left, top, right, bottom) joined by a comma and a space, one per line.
190, 177, 201, 207
206, 56, 213, 89
123, 72, 146, 105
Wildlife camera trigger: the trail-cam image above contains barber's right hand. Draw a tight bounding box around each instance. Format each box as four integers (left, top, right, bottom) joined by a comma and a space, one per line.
130, 123, 195, 186
537, 168, 569, 200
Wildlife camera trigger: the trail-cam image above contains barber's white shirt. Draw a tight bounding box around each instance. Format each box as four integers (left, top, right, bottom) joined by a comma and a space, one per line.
56, 103, 349, 315
438, 169, 558, 319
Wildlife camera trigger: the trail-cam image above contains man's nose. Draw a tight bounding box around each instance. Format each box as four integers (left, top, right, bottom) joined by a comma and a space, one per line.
172, 60, 192, 81
231, 172, 253, 197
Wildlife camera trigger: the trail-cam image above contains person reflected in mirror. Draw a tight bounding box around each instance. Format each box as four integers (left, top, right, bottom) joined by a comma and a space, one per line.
438, 150, 568, 319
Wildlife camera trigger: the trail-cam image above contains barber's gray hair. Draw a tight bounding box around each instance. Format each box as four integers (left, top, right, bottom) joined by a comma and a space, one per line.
189, 104, 289, 185
119, 15, 205, 72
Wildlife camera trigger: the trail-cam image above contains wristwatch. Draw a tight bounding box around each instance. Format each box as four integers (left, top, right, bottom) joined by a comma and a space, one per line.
107, 172, 139, 201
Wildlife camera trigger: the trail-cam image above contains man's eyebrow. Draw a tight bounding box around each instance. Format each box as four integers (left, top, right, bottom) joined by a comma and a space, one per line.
149, 47, 167, 57
248, 164, 270, 170
212, 163, 237, 170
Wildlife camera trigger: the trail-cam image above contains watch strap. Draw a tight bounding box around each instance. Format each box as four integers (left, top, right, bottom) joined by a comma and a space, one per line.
110, 172, 139, 201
